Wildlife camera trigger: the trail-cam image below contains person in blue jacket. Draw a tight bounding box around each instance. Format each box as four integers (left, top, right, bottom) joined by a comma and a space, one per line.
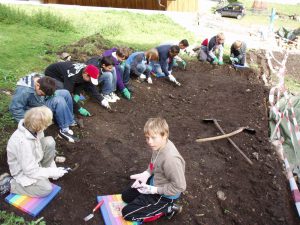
9, 74, 78, 143
151, 45, 181, 85
126, 48, 159, 84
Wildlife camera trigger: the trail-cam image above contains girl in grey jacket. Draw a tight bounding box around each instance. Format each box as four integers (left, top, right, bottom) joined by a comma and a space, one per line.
0, 107, 68, 197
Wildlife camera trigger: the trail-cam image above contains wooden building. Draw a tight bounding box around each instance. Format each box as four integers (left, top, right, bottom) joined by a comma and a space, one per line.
43, 0, 199, 12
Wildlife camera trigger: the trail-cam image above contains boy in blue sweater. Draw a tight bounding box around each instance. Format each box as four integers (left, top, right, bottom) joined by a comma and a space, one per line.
9, 74, 78, 143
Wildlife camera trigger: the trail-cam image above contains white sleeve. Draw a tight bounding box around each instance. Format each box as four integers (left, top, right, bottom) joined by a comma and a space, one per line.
15, 139, 50, 180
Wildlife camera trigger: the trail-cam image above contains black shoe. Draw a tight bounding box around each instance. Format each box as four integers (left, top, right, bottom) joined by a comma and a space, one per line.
0, 173, 12, 195
59, 130, 79, 143
167, 204, 183, 219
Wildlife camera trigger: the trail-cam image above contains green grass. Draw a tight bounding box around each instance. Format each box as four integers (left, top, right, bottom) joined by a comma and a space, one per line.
0, 210, 45, 224
285, 77, 300, 94
0, 24, 80, 89
0, 4, 74, 32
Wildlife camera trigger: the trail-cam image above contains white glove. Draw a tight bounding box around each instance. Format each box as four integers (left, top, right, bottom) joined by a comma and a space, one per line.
48, 167, 68, 179
130, 171, 151, 188
168, 74, 176, 83
147, 77, 153, 84
139, 74, 146, 80
137, 183, 158, 194
101, 99, 111, 109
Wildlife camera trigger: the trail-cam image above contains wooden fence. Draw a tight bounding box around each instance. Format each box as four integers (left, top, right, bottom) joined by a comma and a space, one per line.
43, 0, 199, 12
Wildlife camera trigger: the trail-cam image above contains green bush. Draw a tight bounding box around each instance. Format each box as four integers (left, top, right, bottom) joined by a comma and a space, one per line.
0, 4, 74, 32
32, 10, 74, 32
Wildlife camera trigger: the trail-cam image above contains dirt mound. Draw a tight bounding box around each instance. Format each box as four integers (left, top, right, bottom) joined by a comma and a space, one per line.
58, 33, 112, 62
1, 61, 299, 224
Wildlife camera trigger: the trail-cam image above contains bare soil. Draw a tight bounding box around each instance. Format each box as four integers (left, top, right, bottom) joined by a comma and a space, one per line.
1, 60, 300, 225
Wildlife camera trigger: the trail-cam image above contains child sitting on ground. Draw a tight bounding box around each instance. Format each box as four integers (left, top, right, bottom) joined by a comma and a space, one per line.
0, 106, 68, 197
98, 56, 120, 103
102, 47, 132, 100
9, 74, 78, 143
121, 117, 186, 222
126, 48, 159, 84
230, 40, 247, 66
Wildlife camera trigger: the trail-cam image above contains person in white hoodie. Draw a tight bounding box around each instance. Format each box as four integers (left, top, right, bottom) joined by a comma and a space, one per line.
0, 106, 68, 197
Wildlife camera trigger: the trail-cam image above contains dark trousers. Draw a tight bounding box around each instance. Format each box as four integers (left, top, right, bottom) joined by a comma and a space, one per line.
121, 186, 175, 222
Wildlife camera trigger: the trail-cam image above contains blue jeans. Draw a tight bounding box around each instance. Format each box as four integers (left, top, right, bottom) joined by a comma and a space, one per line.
136, 63, 152, 78
45, 89, 74, 130
150, 62, 167, 78
117, 63, 130, 86
99, 68, 117, 95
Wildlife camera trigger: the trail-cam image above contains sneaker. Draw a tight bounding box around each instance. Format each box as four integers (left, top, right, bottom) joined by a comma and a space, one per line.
58, 129, 79, 143
139, 74, 146, 80
147, 77, 153, 84
0, 174, 12, 195
70, 118, 84, 128
102, 94, 116, 103
167, 204, 183, 219
70, 121, 77, 127
110, 92, 120, 101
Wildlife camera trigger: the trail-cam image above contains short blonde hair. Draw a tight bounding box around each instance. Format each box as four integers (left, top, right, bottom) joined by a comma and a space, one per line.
24, 106, 53, 132
216, 33, 225, 41
233, 40, 242, 50
144, 117, 169, 138
145, 48, 159, 62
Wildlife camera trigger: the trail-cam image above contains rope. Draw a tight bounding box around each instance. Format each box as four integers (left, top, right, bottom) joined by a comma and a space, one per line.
267, 35, 300, 216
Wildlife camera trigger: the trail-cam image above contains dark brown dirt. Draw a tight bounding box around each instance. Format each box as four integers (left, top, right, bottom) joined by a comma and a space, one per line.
1, 61, 300, 225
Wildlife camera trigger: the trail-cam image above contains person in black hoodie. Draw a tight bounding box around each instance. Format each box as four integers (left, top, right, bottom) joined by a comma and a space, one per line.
45, 62, 110, 116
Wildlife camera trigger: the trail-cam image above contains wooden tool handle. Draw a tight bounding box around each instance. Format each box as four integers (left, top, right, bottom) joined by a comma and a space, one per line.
213, 120, 253, 166
196, 127, 245, 142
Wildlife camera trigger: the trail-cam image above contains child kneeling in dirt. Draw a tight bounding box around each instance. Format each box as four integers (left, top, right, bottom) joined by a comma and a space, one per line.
230, 40, 247, 66
198, 33, 225, 65
126, 48, 159, 84
121, 117, 186, 222
0, 107, 68, 197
